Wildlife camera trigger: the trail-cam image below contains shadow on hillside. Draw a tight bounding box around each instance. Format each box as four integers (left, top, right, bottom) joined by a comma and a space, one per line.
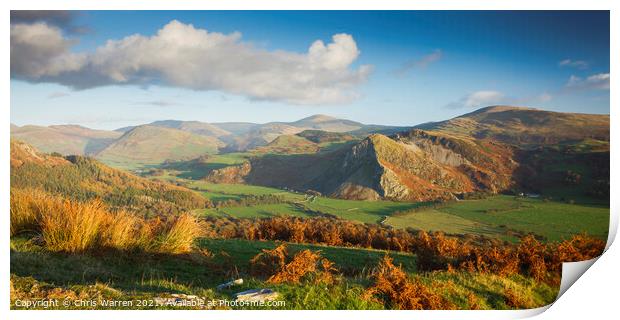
10, 246, 230, 294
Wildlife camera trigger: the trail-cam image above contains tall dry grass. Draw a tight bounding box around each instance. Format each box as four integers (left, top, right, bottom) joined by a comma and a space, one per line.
10, 188, 202, 254
153, 214, 204, 254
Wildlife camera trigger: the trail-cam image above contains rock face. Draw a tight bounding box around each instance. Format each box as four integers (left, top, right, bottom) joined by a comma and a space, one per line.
244, 130, 516, 202
330, 134, 474, 201
205, 162, 252, 184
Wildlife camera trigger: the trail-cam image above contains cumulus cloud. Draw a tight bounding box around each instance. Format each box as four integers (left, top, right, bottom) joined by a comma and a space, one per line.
10, 23, 86, 78
566, 73, 610, 90
445, 90, 553, 109
11, 10, 90, 34
396, 49, 442, 76
10, 20, 372, 105
559, 59, 588, 69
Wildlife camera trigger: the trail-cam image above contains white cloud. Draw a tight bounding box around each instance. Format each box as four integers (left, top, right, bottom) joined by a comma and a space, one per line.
559, 59, 589, 69
566, 73, 610, 90
463, 91, 505, 108
396, 49, 442, 75
10, 20, 372, 105
445, 90, 553, 109
446, 90, 507, 109
10, 23, 86, 78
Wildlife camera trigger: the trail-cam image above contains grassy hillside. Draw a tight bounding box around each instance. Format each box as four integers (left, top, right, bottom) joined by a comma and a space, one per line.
252, 135, 320, 154
417, 106, 609, 146
11, 124, 122, 155
10, 236, 558, 310
289, 114, 364, 132
11, 140, 209, 216
146, 120, 231, 137
96, 125, 224, 167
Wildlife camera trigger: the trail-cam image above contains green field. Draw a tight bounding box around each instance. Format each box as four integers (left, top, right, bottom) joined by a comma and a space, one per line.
191, 182, 425, 224
438, 196, 609, 242
189, 180, 608, 242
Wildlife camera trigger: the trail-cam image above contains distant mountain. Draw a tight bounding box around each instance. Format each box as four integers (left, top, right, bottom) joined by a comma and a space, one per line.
295, 130, 355, 144
222, 123, 308, 152
215, 106, 609, 202
288, 114, 364, 132
210, 122, 259, 136
10, 124, 122, 155
251, 134, 321, 155
96, 125, 224, 165
223, 115, 390, 151
119, 120, 231, 138
110, 115, 393, 153
416, 106, 610, 146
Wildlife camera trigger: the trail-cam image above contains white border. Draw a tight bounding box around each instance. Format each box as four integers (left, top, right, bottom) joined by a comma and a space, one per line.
2, 1, 617, 319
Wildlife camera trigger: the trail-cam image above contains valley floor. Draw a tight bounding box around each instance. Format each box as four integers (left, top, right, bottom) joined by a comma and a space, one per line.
188, 182, 608, 243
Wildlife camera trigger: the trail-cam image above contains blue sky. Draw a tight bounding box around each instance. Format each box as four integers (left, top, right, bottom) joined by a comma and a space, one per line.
10, 11, 610, 130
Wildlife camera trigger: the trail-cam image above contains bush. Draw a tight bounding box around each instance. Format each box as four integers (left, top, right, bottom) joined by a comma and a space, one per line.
249, 244, 337, 284
203, 216, 605, 282
364, 256, 454, 310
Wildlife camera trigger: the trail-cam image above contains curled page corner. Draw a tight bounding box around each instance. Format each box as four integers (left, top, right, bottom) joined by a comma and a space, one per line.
554, 210, 616, 300
557, 257, 599, 299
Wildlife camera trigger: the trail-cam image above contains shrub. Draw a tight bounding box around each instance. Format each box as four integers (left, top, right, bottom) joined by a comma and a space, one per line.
203, 216, 605, 283
249, 244, 337, 284
249, 244, 288, 277
364, 256, 454, 310
267, 249, 321, 284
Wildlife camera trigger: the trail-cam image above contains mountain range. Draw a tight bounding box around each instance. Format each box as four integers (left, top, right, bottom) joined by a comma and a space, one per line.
11, 114, 407, 162
11, 106, 610, 202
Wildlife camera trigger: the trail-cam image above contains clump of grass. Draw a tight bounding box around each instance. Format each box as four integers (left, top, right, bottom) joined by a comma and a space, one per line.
153, 214, 204, 254
10, 188, 202, 254
364, 256, 454, 310
40, 198, 109, 253
10, 188, 48, 236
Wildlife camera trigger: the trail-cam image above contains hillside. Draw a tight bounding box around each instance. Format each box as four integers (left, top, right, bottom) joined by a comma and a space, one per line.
119, 120, 231, 138
222, 123, 307, 152
10, 124, 122, 155
243, 131, 514, 201
296, 130, 355, 144
10, 140, 209, 215
417, 106, 610, 146
220, 107, 610, 202
252, 134, 320, 154
289, 114, 364, 132
96, 125, 224, 166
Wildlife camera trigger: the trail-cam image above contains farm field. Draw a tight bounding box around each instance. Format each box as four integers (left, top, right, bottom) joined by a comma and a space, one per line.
189, 181, 608, 242
191, 182, 426, 224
